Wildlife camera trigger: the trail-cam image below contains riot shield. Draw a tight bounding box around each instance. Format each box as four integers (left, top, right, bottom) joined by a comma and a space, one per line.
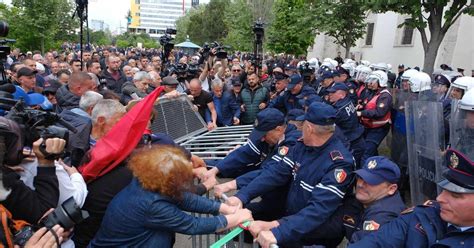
390, 89, 417, 169
450, 100, 474, 161
405, 100, 446, 205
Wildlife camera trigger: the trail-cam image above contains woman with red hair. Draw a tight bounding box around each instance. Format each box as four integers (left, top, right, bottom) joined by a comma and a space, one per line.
89, 145, 252, 247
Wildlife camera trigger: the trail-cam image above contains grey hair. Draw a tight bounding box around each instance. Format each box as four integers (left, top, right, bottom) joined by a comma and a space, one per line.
131, 67, 140, 73
91, 99, 126, 124
88, 72, 100, 86
314, 123, 335, 134
79, 91, 103, 111
133, 71, 151, 81
211, 78, 224, 89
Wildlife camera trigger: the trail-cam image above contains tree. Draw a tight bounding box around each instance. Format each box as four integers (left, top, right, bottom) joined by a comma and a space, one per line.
367, 0, 473, 74
114, 32, 157, 48
223, 0, 253, 51
175, 6, 205, 43
311, 0, 367, 58
0, 0, 77, 53
266, 0, 315, 55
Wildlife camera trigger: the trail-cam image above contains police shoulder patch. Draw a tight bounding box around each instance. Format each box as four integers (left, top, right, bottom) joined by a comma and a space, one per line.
334, 169, 347, 183
363, 220, 380, 231
401, 207, 415, 215
330, 150, 344, 161
278, 146, 289, 156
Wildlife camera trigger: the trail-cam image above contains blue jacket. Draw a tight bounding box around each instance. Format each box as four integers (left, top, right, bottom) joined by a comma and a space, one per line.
234, 135, 355, 245
236, 124, 302, 188
333, 96, 365, 142
349, 200, 474, 248
89, 178, 226, 248
343, 192, 405, 243
269, 85, 316, 114
215, 135, 270, 178
211, 91, 241, 126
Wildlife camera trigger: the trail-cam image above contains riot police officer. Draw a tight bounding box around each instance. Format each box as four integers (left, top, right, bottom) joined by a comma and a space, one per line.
268, 74, 316, 114
349, 149, 474, 247
203, 108, 298, 179
327, 82, 366, 167
357, 70, 393, 163
226, 102, 355, 247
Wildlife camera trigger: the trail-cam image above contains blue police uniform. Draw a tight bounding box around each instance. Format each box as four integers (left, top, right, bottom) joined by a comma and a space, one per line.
350, 148, 474, 248
329, 83, 366, 167
269, 75, 316, 114
215, 108, 284, 178
344, 78, 359, 105
234, 102, 355, 246
236, 124, 302, 220
348, 201, 474, 248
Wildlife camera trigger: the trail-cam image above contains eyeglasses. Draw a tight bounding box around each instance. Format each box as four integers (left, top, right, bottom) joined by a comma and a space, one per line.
232, 69, 241, 72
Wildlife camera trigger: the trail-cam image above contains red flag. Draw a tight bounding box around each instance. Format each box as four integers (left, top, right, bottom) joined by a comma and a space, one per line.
79, 86, 164, 183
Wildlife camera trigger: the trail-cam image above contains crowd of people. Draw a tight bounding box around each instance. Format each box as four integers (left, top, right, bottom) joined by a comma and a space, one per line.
0, 44, 472, 248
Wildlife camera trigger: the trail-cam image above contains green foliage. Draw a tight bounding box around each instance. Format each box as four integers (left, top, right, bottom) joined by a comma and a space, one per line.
266, 0, 315, 55
311, 0, 367, 55
175, 5, 205, 43
89, 30, 113, 46
223, 0, 253, 51
0, 0, 77, 53
114, 32, 158, 48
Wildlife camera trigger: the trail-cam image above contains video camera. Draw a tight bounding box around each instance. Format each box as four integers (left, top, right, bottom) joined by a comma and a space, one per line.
299, 62, 315, 83
159, 28, 176, 65
201, 41, 228, 60
168, 62, 188, 83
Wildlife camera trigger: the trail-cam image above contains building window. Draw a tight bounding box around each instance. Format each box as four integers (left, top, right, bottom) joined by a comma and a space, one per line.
135, 0, 140, 4
365, 23, 374, 46
401, 21, 414, 45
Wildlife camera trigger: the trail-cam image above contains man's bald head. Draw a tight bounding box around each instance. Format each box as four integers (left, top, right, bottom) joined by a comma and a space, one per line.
69, 72, 96, 96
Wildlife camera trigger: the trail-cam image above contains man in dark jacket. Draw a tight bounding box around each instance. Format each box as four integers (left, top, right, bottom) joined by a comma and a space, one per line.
55, 72, 96, 113
99, 55, 127, 94
0, 136, 65, 224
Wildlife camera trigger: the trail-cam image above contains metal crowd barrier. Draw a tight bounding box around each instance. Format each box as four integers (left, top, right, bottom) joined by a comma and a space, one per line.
151, 95, 265, 247
190, 189, 260, 248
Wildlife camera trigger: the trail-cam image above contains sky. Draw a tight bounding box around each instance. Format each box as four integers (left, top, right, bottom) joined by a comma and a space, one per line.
88, 0, 130, 33
3, 0, 210, 33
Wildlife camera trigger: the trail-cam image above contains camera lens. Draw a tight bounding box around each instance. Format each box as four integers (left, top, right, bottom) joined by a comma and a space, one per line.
0, 21, 9, 37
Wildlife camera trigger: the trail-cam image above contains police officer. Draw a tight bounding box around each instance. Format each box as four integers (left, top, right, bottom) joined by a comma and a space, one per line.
334, 66, 358, 105
269, 72, 289, 101
203, 108, 299, 179
340, 156, 405, 243
212, 108, 302, 221
226, 102, 354, 247
349, 149, 474, 247
357, 71, 393, 163
327, 82, 366, 167
450, 88, 474, 157
268, 74, 316, 114
316, 70, 335, 101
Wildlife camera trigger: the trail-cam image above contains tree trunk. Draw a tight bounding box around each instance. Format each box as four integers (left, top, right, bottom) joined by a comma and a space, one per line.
344, 42, 351, 59
422, 33, 444, 75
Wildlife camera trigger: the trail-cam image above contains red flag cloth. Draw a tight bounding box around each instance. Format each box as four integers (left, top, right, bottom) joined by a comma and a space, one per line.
79, 86, 164, 183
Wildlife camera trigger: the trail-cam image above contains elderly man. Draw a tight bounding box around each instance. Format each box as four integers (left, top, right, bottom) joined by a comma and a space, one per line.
60, 91, 103, 167
210, 79, 240, 127
349, 149, 474, 247
226, 102, 354, 247
186, 79, 217, 130
121, 71, 151, 104
73, 99, 128, 247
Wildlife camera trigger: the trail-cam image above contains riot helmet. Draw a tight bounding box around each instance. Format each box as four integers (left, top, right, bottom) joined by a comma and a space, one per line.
366, 70, 388, 88
408, 72, 432, 93
450, 88, 474, 160
447, 76, 474, 100
355, 65, 372, 83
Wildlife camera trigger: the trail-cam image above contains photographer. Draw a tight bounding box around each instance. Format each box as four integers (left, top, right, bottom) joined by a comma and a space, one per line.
1, 135, 65, 224
199, 47, 228, 92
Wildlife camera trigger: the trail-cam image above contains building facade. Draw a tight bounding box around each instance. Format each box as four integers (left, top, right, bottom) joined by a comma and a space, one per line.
128, 0, 196, 39
307, 11, 473, 75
